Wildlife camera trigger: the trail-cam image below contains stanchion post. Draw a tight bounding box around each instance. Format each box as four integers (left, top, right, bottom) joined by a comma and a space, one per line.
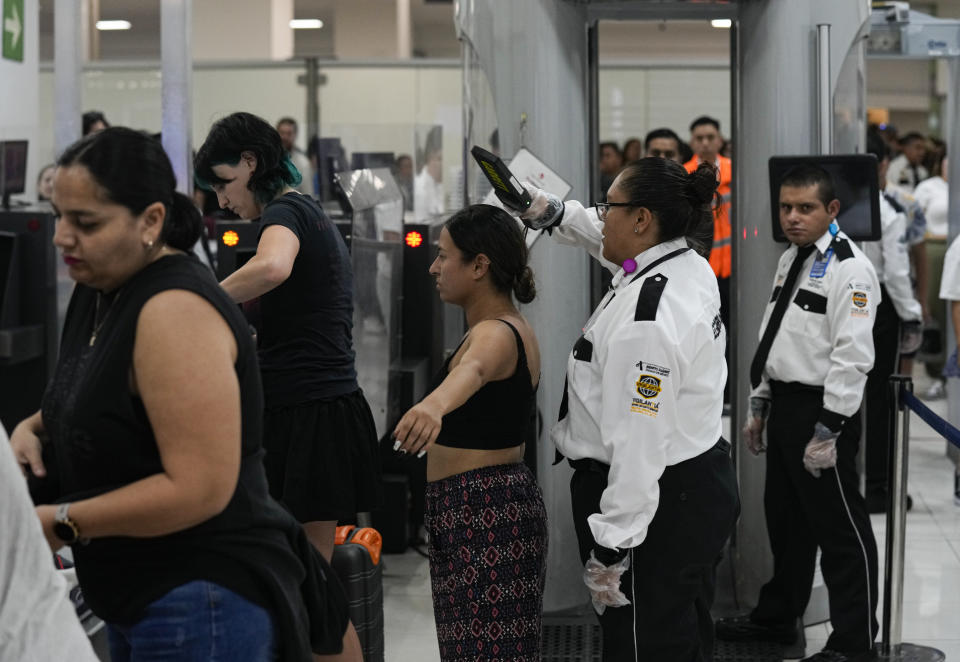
881, 375, 912, 656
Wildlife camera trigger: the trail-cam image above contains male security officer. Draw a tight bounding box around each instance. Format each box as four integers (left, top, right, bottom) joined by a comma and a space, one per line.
716, 165, 880, 662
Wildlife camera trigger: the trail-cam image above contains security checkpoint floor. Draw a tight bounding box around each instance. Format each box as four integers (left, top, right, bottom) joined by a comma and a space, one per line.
381, 368, 960, 662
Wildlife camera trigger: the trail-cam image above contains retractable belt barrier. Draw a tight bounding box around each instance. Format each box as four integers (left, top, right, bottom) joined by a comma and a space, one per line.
901, 391, 960, 450
880, 376, 951, 662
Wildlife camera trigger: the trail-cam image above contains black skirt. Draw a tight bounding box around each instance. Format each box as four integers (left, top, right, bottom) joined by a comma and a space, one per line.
262, 389, 383, 522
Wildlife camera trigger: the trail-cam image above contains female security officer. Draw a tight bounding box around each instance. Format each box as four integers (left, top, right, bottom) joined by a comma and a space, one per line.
519, 158, 739, 661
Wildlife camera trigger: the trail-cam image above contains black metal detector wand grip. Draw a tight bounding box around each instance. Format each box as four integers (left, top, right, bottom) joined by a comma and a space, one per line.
470, 145, 532, 214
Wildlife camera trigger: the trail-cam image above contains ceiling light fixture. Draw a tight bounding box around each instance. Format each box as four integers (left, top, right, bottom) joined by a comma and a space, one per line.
290, 19, 324, 29
96, 20, 132, 30
711, 19, 732, 29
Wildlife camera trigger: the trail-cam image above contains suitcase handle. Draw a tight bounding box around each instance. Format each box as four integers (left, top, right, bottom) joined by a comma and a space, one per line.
348, 527, 383, 566
334, 525, 356, 546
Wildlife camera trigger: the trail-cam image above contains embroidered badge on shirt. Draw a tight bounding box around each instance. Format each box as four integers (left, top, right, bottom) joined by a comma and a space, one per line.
631, 374, 663, 417
851, 291, 870, 317
634, 361, 670, 377
712, 314, 723, 339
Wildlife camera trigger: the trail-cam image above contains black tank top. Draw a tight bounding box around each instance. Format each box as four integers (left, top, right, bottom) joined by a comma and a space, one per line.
40, 254, 347, 658
433, 319, 537, 450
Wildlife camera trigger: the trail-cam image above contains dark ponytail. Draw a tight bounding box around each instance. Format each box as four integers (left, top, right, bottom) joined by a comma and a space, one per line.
615, 157, 719, 256
683, 163, 720, 257
164, 192, 204, 251
513, 265, 536, 304
58, 127, 202, 251
445, 204, 537, 304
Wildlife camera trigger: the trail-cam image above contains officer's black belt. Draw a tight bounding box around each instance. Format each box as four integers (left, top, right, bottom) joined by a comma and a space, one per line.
768, 380, 825, 397
566, 437, 730, 474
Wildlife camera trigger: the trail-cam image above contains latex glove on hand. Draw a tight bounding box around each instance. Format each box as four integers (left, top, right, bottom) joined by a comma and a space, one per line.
802, 422, 840, 478
583, 549, 631, 615
743, 397, 770, 456
517, 182, 564, 231
900, 320, 923, 355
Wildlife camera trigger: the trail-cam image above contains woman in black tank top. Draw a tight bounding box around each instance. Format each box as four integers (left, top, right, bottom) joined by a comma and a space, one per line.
8, 129, 348, 661
393, 204, 548, 662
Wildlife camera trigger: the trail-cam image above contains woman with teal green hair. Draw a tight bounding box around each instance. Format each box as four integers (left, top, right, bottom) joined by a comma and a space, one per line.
196, 113, 380, 661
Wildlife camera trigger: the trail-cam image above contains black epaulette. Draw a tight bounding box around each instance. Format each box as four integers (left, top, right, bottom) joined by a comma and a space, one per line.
635, 273, 668, 321
883, 193, 906, 214
831, 236, 854, 261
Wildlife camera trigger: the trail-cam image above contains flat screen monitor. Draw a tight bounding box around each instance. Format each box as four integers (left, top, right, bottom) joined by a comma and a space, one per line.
768, 154, 881, 242
0, 141, 28, 205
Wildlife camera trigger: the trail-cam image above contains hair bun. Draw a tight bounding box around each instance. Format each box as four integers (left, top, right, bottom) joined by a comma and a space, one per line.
687, 163, 719, 207
161, 191, 203, 251
513, 265, 536, 304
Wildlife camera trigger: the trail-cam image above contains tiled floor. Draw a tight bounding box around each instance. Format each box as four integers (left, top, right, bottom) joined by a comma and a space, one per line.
382, 377, 960, 662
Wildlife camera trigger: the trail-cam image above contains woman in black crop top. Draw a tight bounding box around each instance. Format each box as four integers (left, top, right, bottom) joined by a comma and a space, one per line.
8, 128, 349, 661
393, 204, 548, 662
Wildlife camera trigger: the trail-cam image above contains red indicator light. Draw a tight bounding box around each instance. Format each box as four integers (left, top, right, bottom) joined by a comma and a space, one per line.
222, 230, 240, 247
405, 231, 424, 248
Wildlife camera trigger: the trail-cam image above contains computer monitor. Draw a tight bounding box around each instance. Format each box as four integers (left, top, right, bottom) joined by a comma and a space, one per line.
768, 154, 881, 242
0, 141, 28, 209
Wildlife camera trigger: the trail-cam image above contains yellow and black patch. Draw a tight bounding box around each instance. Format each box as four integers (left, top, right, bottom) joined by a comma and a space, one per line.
852, 291, 868, 308
635, 374, 662, 399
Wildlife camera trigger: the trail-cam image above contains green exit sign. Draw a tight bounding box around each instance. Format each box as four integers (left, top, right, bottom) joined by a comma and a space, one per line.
3, 0, 24, 62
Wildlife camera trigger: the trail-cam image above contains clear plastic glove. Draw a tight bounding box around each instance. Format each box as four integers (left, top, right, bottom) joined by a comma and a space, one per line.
582, 550, 631, 615
742, 397, 770, 456
900, 320, 923, 355
802, 422, 839, 477
518, 182, 564, 230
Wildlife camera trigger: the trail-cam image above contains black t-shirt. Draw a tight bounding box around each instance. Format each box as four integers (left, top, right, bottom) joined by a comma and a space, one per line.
257, 193, 357, 407
39, 254, 349, 659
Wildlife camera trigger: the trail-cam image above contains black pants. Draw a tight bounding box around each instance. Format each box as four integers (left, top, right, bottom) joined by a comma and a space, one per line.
570, 442, 739, 662
865, 286, 901, 495
752, 383, 879, 655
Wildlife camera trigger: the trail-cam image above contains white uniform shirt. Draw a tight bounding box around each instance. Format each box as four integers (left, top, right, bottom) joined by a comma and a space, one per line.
413, 167, 444, 221
914, 176, 949, 238
886, 154, 928, 192
750, 228, 879, 419
550, 202, 726, 551
941, 235, 960, 301
0, 425, 98, 662
859, 193, 922, 322
885, 185, 928, 246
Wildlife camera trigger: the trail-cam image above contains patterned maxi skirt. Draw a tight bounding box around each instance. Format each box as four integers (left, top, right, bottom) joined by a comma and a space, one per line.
425, 463, 548, 662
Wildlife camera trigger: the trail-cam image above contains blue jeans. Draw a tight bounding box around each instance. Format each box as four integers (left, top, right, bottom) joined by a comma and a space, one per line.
107, 580, 277, 661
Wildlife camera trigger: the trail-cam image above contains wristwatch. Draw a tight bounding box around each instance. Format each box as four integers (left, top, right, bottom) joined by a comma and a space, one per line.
53, 503, 82, 545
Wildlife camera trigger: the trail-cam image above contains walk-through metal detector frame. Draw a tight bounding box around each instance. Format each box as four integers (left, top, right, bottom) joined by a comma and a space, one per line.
457, 0, 871, 633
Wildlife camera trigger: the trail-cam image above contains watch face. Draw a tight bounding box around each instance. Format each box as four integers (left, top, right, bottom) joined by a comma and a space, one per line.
53, 521, 78, 543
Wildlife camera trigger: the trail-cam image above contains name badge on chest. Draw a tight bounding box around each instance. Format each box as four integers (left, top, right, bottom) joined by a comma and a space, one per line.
809, 248, 833, 279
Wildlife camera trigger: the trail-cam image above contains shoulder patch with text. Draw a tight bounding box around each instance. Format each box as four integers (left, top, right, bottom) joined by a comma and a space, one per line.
851, 290, 870, 317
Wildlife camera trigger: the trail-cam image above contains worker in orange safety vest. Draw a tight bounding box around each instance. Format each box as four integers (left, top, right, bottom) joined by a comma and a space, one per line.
685, 115, 732, 401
